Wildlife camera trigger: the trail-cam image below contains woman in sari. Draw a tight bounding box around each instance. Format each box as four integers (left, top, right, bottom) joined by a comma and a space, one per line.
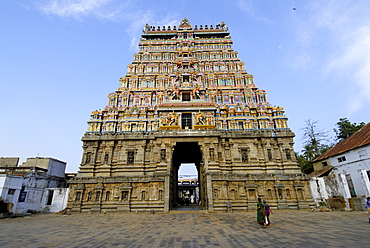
365, 197, 370, 223
257, 198, 266, 228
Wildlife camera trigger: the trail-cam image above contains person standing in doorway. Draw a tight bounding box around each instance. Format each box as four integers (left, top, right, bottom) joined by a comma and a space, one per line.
365, 197, 370, 223
257, 198, 266, 228
263, 200, 273, 226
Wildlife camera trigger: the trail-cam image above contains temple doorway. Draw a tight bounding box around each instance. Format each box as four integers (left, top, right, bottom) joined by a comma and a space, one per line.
170, 142, 206, 210
178, 163, 199, 207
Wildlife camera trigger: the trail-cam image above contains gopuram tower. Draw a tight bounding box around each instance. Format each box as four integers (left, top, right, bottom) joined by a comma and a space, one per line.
68, 18, 313, 212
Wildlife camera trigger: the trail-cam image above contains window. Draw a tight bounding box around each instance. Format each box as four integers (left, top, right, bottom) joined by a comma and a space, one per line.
95, 191, 101, 201
285, 149, 291, 160
213, 189, 219, 199
267, 149, 272, 161
181, 113, 192, 129
85, 153, 92, 163
121, 191, 128, 201
127, 151, 135, 165
267, 189, 273, 198
322, 162, 328, 167
285, 189, 291, 199
182, 92, 191, 101
297, 189, 304, 200
209, 148, 215, 161
346, 174, 356, 197
161, 149, 166, 161
240, 149, 248, 162
248, 189, 256, 199
238, 122, 244, 130
46, 190, 54, 205
159, 190, 163, 200
337, 156, 346, 163
75, 192, 82, 202
8, 189, 16, 195
87, 192, 92, 201
278, 189, 283, 200
130, 124, 137, 132
105, 191, 111, 201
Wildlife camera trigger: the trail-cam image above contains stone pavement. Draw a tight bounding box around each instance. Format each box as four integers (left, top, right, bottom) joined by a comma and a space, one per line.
0, 209, 368, 248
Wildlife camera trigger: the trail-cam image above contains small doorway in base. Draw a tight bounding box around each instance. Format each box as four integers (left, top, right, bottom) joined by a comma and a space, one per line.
170, 142, 206, 210
177, 163, 199, 208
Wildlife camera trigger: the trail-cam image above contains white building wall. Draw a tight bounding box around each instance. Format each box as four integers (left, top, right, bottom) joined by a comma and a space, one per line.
309, 178, 324, 203
329, 145, 370, 207
15, 175, 49, 214
16, 188, 45, 214
0, 174, 23, 213
44, 188, 70, 212
309, 175, 339, 206
46, 159, 66, 178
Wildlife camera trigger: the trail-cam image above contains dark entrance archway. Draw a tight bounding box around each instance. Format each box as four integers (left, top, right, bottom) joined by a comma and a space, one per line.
170, 142, 206, 210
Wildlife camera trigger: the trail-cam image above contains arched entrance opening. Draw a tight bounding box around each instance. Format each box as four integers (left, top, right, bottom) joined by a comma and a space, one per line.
170, 142, 206, 210
178, 163, 199, 207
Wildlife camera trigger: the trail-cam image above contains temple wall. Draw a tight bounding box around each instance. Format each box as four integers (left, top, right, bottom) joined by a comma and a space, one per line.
68, 130, 313, 212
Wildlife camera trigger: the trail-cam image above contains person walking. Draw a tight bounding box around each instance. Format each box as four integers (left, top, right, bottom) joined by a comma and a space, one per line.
365, 197, 370, 223
263, 200, 273, 226
257, 198, 266, 228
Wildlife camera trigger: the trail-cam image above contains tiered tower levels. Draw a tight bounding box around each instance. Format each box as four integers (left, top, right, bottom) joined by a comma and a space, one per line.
87, 18, 287, 133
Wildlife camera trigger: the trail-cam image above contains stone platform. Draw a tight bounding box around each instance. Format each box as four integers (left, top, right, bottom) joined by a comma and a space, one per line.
0, 210, 368, 247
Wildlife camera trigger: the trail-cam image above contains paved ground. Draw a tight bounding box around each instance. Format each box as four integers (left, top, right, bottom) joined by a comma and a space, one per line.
0, 209, 369, 248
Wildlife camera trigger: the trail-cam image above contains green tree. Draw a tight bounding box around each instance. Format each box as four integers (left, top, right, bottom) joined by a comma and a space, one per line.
296, 150, 314, 174
297, 120, 332, 174
334, 118, 365, 142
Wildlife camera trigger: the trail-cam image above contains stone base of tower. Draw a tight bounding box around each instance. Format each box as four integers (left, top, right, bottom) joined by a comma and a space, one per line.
67, 129, 314, 212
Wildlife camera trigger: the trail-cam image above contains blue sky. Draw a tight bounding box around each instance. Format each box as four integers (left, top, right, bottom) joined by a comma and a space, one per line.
1, 0, 369, 173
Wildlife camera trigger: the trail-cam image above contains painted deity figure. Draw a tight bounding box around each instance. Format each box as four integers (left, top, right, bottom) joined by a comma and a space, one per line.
123, 122, 130, 131
193, 84, 201, 99
220, 21, 228, 31
206, 115, 213, 125
170, 85, 180, 100
196, 112, 206, 125
138, 121, 145, 131
143, 23, 150, 33
152, 93, 157, 105
245, 120, 252, 129
167, 112, 178, 126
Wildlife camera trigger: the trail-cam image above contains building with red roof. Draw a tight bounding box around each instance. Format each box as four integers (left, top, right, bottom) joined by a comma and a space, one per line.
310, 122, 370, 210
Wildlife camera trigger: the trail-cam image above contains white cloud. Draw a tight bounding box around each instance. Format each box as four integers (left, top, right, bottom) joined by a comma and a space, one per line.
126, 12, 179, 51
291, 0, 370, 115
237, 0, 272, 24
36, 0, 180, 51
325, 25, 370, 115
39, 0, 115, 19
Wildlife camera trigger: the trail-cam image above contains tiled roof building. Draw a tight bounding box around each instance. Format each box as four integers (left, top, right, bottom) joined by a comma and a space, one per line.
314, 122, 370, 162
311, 122, 370, 210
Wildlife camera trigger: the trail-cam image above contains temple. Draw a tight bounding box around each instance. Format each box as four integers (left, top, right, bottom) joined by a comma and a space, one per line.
68, 18, 313, 212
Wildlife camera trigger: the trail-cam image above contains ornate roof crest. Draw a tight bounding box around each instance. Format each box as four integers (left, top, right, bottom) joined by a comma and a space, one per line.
178, 17, 192, 30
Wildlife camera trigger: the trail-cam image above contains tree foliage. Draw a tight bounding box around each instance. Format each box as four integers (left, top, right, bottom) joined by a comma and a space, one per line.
296, 152, 314, 174
297, 120, 332, 174
297, 118, 365, 174
333, 118, 365, 142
